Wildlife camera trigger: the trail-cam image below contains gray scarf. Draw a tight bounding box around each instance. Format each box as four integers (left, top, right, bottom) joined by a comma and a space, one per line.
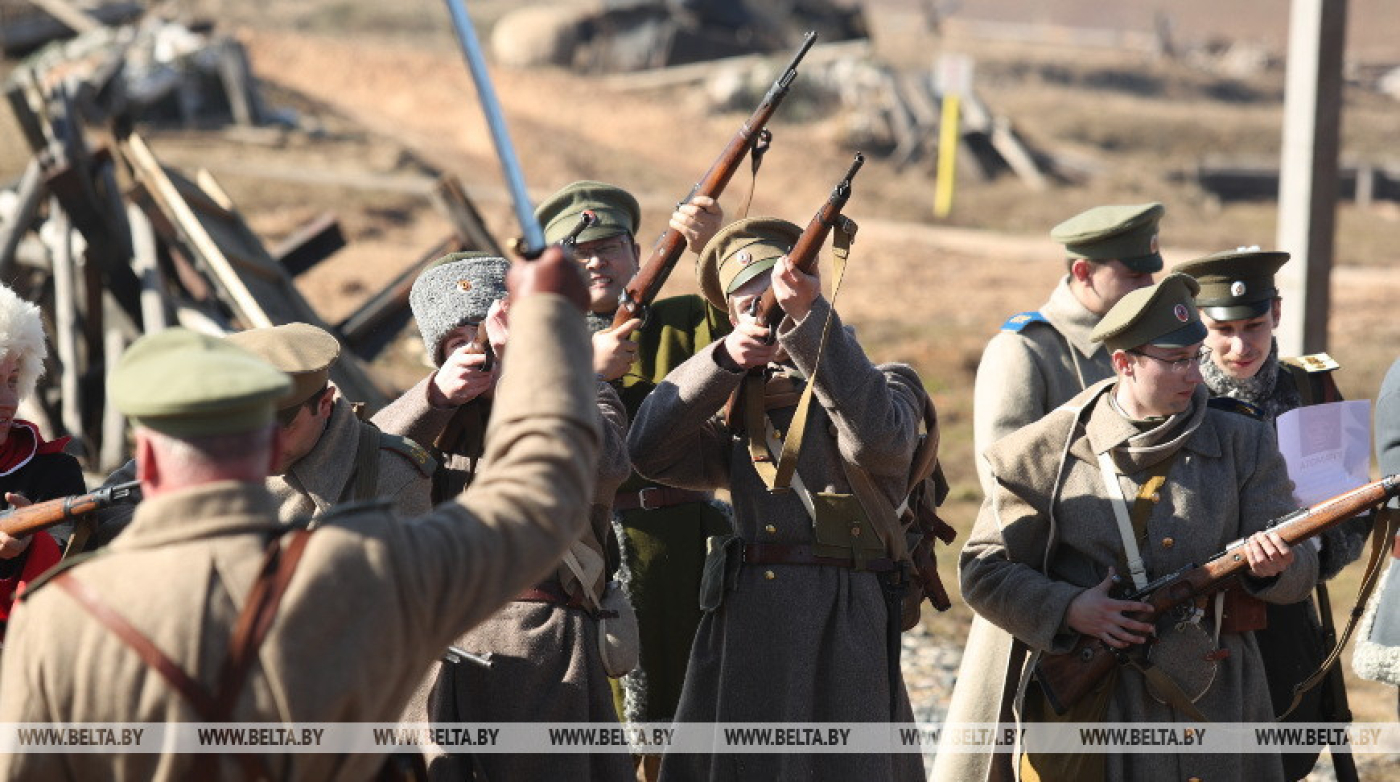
1200, 339, 1300, 423
1090, 383, 1209, 473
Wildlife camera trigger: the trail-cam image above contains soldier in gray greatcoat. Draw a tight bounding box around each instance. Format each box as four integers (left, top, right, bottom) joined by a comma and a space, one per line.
375, 253, 634, 782
959, 273, 1317, 782
941, 203, 1163, 782
629, 218, 928, 782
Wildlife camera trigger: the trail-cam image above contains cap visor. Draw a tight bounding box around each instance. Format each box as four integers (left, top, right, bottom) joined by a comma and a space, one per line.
1149, 320, 1207, 349
725, 258, 778, 298
1201, 300, 1271, 322
1120, 252, 1164, 274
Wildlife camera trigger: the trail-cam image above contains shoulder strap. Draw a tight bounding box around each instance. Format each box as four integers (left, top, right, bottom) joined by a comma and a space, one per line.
377, 431, 437, 479
353, 422, 382, 503
1000, 311, 1048, 332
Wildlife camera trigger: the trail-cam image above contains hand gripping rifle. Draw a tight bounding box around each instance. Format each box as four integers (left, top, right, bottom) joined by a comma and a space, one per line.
1034, 475, 1400, 715
1, 481, 141, 538
752, 152, 863, 333
610, 31, 818, 330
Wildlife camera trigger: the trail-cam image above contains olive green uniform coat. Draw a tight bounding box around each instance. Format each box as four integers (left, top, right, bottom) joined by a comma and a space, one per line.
376, 358, 633, 781
629, 297, 927, 782
0, 295, 600, 782
268, 395, 433, 521
958, 380, 1318, 782
608, 294, 732, 725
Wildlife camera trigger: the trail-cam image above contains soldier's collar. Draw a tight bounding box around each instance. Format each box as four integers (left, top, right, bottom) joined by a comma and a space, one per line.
111, 480, 284, 551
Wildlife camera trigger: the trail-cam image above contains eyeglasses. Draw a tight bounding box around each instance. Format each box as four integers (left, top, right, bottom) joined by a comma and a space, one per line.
572, 237, 632, 262
1128, 347, 1211, 373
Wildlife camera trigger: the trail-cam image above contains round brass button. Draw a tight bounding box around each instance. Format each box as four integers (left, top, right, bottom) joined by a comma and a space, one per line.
1162, 537, 1175, 549
764, 570, 776, 581
850, 526, 862, 537
765, 524, 777, 534
1150, 492, 1161, 503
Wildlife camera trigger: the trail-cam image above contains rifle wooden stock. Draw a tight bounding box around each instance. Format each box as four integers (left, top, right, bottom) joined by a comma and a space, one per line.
754, 152, 863, 330
1034, 475, 1400, 715
0, 481, 141, 538
610, 31, 817, 329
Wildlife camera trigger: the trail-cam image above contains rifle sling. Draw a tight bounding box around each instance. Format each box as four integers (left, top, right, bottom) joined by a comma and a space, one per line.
736, 129, 771, 221
749, 221, 856, 493
1277, 505, 1400, 720
54, 528, 313, 781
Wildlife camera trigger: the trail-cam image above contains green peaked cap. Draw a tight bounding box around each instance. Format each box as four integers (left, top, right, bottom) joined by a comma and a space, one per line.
535, 181, 641, 246
1091, 272, 1206, 352
1174, 246, 1289, 321
1050, 202, 1165, 272
109, 327, 290, 437
225, 322, 340, 412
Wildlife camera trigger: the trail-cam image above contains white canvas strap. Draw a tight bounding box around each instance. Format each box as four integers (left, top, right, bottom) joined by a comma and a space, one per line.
1097, 451, 1149, 590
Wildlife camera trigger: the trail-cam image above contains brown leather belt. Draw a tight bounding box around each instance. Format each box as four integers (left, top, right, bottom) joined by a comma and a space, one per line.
516, 580, 590, 611
614, 486, 711, 512
742, 543, 897, 573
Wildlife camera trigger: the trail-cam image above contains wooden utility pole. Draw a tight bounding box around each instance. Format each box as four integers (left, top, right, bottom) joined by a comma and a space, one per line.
1275, 0, 1347, 356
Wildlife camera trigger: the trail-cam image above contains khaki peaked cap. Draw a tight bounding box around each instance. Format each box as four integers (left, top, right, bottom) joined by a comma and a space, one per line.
1050, 202, 1165, 273
225, 323, 340, 411
696, 217, 803, 310
1091, 272, 1206, 352
1174, 247, 1289, 321
109, 328, 290, 437
535, 181, 641, 246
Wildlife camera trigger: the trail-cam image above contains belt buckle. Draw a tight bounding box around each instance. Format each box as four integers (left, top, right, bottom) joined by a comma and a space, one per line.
638, 487, 662, 511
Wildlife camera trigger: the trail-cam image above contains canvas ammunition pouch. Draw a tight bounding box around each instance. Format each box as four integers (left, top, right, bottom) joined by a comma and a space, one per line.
699, 534, 743, 613
810, 491, 886, 564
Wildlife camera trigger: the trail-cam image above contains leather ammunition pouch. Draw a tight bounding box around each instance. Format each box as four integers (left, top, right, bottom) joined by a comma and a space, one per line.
1206, 585, 1269, 634
699, 534, 743, 613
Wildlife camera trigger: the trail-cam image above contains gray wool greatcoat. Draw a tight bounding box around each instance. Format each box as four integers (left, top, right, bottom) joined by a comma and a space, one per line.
0, 294, 600, 781
628, 296, 927, 782
377, 365, 632, 781
973, 276, 1114, 495
957, 379, 1318, 782
269, 395, 433, 521
1355, 358, 1400, 689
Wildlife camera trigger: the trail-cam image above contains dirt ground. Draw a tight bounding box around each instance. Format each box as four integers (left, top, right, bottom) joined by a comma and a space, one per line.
3, 0, 1398, 770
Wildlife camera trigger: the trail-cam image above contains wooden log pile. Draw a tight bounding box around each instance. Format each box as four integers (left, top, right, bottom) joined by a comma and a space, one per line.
0, 12, 505, 473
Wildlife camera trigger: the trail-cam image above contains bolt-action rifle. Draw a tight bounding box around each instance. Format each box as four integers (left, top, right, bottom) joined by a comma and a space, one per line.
610, 31, 818, 330
1, 481, 141, 538
1034, 475, 1400, 715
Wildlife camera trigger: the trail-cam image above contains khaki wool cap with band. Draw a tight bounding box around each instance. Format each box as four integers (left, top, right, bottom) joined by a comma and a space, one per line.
225, 323, 340, 412
534, 181, 641, 246
696, 217, 803, 310
1091, 272, 1207, 352
1050, 202, 1166, 273
1174, 246, 1289, 321
109, 327, 291, 437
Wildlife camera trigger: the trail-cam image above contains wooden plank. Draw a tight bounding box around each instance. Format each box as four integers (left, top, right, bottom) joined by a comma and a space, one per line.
0, 2, 141, 57
26, 0, 100, 35
47, 201, 85, 455
126, 201, 168, 333
337, 234, 465, 360
271, 212, 346, 277
0, 158, 45, 280
989, 117, 1049, 191
214, 37, 261, 126
431, 174, 506, 256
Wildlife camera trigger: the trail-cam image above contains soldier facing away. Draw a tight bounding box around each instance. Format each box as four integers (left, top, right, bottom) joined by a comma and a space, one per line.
0, 248, 602, 781
628, 217, 928, 781
958, 273, 1316, 782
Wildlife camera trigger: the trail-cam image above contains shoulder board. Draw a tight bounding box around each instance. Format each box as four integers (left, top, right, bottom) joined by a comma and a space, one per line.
378, 432, 438, 478
1282, 353, 1341, 373
21, 550, 104, 599
314, 497, 393, 528
1000, 311, 1048, 332
1207, 396, 1266, 420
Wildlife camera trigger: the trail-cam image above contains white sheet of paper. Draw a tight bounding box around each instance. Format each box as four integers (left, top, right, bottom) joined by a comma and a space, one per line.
1275, 400, 1372, 506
